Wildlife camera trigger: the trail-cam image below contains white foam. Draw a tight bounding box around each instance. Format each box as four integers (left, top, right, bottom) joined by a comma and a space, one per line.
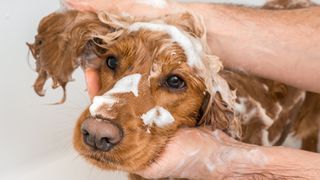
89, 95, 118, 116
106, 73, 142, 97
234, 97, 247, 114
220, 147, 268, 167
128, 22, 203, 68
89, 74, 141, 116
204, 158, 216, 172
261, 129, 271, 146
137, 0, 167, 8
256, 102, 274, 127
274, 102, 283, 120
282, 132, 302, 149
141, 106, 175, 127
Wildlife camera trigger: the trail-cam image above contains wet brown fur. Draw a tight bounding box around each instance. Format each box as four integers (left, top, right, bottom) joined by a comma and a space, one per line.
28, 1, 320, 180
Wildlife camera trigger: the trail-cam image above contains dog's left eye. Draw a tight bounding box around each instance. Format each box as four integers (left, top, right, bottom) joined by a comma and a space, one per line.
105, 56, 118, 70
165, 75, 185, 89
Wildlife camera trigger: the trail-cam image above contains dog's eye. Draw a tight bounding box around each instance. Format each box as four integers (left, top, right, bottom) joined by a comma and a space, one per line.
105, 56, 118, 70
165, 75, 185, 89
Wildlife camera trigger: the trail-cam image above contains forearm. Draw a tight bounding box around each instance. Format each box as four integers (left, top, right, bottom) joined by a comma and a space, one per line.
175, 131, 320, 179
182, 3, 320, 92
227, 146, 320, 179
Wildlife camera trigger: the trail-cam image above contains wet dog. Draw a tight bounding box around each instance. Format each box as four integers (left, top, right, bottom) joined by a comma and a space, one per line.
28, 1, 319, 179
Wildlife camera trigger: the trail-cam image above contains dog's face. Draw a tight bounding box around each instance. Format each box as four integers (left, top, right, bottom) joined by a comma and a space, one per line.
28, 11, 240, 172
73, 28, 210, 171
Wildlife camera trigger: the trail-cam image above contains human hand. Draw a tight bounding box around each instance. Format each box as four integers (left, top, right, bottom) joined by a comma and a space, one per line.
63, 0, 183, 17
84, 68, 100, 100
134, 128, 264, 179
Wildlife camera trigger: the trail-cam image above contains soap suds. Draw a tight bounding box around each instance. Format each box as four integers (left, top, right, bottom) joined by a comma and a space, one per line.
137, 0, 168, 8
106, 73, 142, 97
128, 22, 203, 68
261, 129, 271, 146
234, 97, 247, 114
219, 147, 268, 167
141, 106, 175, 127
89, 95, 118, 116
282, 132, 302, 149
89, 74, 142, 116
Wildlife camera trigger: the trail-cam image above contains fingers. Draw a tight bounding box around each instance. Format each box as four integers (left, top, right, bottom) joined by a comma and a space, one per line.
63, 0, 99, 11
85, 68, 101, 100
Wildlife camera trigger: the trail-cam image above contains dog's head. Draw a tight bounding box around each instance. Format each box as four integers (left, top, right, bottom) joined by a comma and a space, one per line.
29, 11, 240, 172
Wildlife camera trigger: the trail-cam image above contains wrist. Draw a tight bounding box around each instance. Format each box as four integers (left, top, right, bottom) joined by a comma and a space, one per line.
173, 129, 263, 179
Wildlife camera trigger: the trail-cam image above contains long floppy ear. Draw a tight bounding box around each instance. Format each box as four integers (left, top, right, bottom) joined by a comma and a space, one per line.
27, 10, 113, 103
162, 12, 242, 138
162, 12, 206, 39
198, 91, 242, 139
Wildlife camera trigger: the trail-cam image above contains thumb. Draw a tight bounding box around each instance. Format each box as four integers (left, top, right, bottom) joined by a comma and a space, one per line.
85, 68, 101, 100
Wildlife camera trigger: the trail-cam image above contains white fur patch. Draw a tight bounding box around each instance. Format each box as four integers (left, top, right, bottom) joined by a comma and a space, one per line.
128, 22, 203, 68
89, 74, 142, 116
137, 0, 167, 8
141, 106, 175, 127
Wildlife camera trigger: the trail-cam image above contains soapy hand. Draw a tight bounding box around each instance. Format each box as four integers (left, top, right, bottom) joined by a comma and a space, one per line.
134, 128, 262, 179
63, 0, 180, 17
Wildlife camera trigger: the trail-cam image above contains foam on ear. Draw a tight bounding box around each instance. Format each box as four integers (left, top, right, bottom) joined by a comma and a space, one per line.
162, 12, 206, 39
165, 12, 242, 139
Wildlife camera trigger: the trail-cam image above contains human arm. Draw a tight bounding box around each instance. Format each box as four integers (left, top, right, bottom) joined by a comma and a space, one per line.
65, 0, 320, 93
135, 128, 320, 179
187, 3, 320, 93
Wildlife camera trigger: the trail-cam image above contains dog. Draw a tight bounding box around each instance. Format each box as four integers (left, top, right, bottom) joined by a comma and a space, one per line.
27, 1, 320, 179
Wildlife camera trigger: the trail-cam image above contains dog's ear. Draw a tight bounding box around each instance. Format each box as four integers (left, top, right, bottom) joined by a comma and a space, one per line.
198, 91, 242, 139
162, 12, 205, 39
27, 10, 112, 103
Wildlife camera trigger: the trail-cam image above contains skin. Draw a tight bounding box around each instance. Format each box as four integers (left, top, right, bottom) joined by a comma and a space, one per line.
64, 0, 320, 178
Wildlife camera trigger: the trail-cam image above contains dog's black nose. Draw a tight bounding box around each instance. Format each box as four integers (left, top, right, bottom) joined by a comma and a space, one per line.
81, 117, 123, 151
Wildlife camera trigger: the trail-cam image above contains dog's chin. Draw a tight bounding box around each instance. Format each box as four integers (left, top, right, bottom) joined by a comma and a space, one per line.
82, 152, 122, 170
77, 140, 166, 172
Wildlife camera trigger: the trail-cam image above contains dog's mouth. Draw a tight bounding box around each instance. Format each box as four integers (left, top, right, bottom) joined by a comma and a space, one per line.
82, 152, 118, 164
76, 118, 170, 171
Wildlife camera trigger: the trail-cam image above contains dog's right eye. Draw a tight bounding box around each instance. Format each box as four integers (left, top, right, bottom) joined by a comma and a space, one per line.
105, 56, 118, 70
165, 75, 186, 90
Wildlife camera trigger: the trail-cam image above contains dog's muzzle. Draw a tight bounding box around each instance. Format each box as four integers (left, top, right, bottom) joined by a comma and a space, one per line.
81, 117, 123, 151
